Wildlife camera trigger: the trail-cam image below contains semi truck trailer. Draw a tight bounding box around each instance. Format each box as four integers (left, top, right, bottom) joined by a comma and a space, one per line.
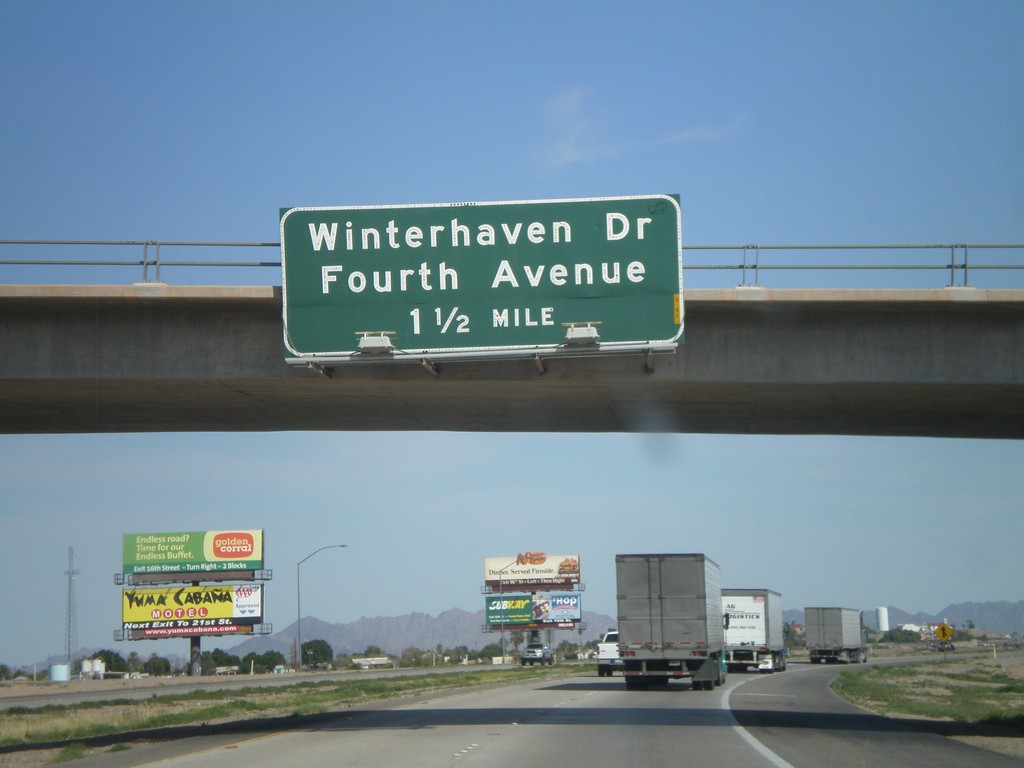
804, 606, 868, 664
722, 588, 787, 673
616, 553, 726, 690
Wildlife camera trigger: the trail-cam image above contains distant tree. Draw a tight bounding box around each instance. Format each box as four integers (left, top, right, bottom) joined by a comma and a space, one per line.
260, 650, 287, 671
93, 649, 129, 673
126, 651, 144, 674
211, 648, 243, 669
143, 654, 171, 677
881, 628, 920, 644
0, 664, 10, 680
240, 650, 285, 674
199, 651, 216, 676
363, 645, 384, 657
399, 647, 425, 667
509, 631, 525, 657
452, 645, 470, 664
302, 639, 333, 668
479, 642, 503, 660
556, 640, 577, 660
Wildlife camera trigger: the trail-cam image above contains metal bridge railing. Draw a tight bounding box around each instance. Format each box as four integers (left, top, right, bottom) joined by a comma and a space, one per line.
683, 243, 1024, 288
0, 240, 281, 284
0, 239, 1022, 289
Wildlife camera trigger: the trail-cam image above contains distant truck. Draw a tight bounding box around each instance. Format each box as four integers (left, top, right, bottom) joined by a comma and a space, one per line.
616, 553, 726, 690
804, 607, 868, 664
722, 588, 787, 673
596, 629, 623, 676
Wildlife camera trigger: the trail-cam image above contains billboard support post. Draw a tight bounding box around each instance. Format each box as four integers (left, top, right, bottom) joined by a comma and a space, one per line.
188, 579, 201, 676
491, 558, 523, 663
189, 637, 201, 676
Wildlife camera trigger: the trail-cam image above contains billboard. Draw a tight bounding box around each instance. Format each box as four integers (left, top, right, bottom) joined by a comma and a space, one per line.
485, 592, 582, 628
485, 553, 580, 590
122, 530, 264, 575
121, 583, 264, 639
123, 623, 256, 640
485, 594, 534, 626
722, 593, 766, 646
531, 592, 582, 623
281, 195, 683, 363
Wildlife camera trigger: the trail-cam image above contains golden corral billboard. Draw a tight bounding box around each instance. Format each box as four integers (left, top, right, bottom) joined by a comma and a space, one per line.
122, 530, 264, 575
121, 584, 264, 639
485, 552, 580, 591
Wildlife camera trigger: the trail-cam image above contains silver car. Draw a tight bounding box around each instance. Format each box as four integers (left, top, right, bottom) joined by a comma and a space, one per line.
521, 642, 553, 665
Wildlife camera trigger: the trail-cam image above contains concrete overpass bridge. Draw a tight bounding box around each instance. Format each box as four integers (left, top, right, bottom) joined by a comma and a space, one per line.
1, 281, 1022, 439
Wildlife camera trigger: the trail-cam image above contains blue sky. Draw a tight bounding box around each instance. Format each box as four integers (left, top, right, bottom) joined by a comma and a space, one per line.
1, 1, 1022, 667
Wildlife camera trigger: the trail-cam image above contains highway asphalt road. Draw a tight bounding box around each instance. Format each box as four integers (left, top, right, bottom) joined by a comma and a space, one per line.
9, 664, 1022, 768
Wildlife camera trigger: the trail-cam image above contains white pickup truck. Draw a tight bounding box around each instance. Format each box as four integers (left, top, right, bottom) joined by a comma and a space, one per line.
597, 629, 623, 677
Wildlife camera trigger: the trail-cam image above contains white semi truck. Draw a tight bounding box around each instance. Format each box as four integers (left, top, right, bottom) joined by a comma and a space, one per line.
804, 606, 868, 664
722, 588, 787, 673
616, 553, 726, 690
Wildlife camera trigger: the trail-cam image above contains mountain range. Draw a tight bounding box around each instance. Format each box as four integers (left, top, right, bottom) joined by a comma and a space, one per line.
27, 600, 1023, 670
227, 608, 619, 660
226, 600, 1024, 660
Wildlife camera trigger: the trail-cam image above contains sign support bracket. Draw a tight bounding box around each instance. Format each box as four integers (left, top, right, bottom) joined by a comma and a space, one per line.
308, 361, 334, 379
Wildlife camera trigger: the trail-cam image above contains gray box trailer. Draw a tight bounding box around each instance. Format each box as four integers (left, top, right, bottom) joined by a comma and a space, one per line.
616, 553, 725, 690
804, 607, 868, 664
722, 588, 787, 673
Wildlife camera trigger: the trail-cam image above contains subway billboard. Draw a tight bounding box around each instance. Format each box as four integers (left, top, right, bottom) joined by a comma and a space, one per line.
485, 592, 581, 628
122, 530, 264, 575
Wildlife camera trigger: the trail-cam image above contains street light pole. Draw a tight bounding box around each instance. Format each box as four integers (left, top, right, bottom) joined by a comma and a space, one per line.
296, 544, 347, 671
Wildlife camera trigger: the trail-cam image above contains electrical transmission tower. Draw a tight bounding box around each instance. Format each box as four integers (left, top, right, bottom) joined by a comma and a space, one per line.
65, 545, 79, 665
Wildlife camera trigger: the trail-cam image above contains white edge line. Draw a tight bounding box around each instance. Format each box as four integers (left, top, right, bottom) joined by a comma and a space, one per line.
722, 678, 797, 768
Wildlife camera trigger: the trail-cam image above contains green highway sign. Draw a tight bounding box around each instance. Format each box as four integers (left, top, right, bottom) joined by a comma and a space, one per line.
280, 195, 683, 363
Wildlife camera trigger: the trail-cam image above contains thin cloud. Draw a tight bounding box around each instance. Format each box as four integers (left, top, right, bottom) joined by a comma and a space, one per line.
536, 89, 750, 170
663, 113, 751, 145
535, 87, 620, 170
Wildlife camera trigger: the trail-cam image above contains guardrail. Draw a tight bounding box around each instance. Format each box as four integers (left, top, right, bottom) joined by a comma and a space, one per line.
1, 239, 1022, 289
685, 243, 1024, 288
0, 240, 280, 284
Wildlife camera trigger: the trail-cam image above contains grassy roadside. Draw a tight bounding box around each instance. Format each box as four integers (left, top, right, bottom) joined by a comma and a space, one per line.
832, 653, 1024, 759
1, 665, 580, 751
